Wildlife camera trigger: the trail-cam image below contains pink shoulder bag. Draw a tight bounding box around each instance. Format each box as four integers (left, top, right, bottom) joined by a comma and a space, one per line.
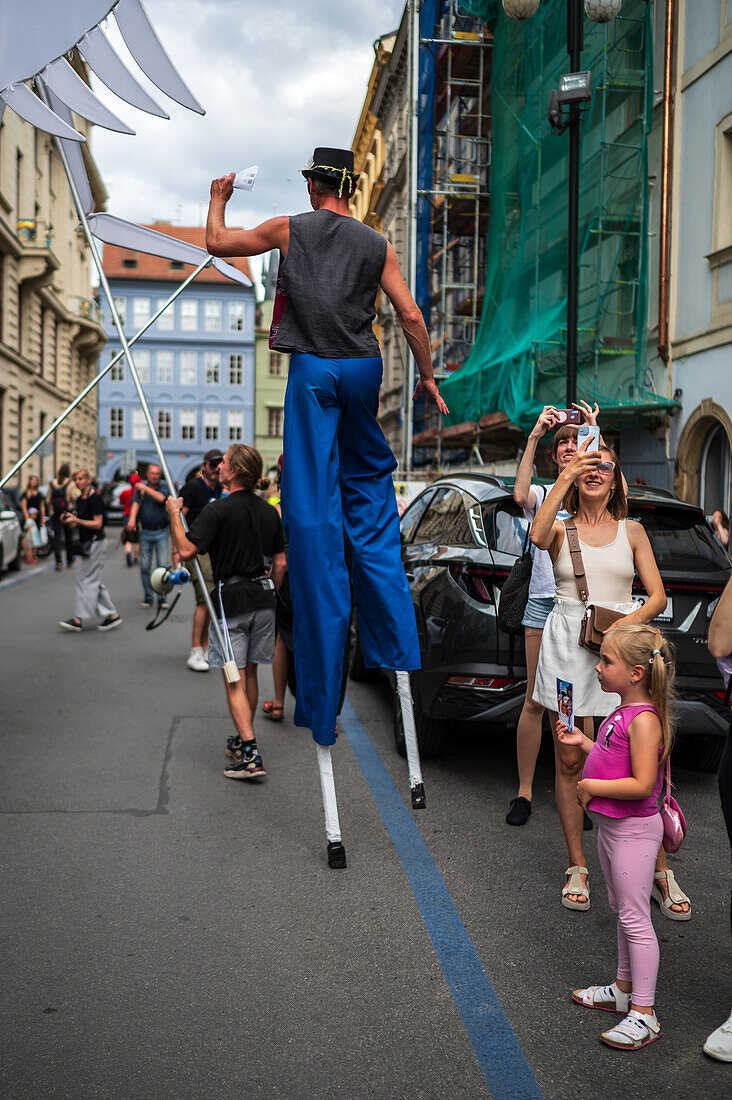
660, 756, 686, 853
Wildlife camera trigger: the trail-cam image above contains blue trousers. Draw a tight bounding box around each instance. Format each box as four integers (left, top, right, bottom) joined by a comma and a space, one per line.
281, 352, 420, 747
139, 528, 168, 601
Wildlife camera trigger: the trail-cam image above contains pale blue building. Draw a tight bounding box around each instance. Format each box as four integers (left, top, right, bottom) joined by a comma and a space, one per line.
98, 225, 255, 486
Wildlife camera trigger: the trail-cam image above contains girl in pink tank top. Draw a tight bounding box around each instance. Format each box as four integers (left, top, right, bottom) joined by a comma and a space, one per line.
556, 624, 676, 1051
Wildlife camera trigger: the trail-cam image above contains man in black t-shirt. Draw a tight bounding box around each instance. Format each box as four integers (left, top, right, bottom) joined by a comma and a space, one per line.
167, 445, 286, 780
59, 468, 122, 633
180, 449, 224, 673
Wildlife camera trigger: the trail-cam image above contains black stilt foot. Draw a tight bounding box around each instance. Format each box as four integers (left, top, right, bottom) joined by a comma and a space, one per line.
411, 782, 426, 810
327, 841, 347, 869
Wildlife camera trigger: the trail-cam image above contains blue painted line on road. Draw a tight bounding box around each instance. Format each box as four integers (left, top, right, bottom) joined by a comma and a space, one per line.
0, 563, 54, 590
340, 698, 544, 1100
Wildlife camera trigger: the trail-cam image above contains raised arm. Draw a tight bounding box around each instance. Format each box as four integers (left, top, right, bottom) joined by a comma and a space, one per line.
206, 174, 289, 258
515, 407, 560, 510
530, 439, 601, 553
379, 241, 448, 415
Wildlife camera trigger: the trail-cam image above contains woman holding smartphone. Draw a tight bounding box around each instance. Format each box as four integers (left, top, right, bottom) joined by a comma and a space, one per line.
529, 439, 687, 914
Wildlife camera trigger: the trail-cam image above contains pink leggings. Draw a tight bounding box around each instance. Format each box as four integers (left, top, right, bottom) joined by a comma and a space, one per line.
597, 813, 664, 1006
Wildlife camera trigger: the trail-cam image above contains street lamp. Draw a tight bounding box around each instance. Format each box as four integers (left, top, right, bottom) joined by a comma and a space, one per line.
504, 0, 623, 405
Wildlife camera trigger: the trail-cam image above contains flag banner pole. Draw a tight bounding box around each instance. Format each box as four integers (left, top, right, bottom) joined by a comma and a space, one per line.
316, 745, 347, 869
395, 670, 426, 809
39, 81, 238, 680
0, 258, 211, 490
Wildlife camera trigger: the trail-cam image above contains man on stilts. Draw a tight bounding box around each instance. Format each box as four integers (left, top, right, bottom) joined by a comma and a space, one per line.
206, 148, 448, 867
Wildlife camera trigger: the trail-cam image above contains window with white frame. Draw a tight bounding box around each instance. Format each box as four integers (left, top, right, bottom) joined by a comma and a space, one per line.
110, 351, 124, 382
180, 299, 198, 331
113, 296, 126, 327
204, 409, 220, 441
228, 301, 245, 332
180, 351, 197, 386
157, 409, 172, 440
109, 406, 124, 438
268, 407, 284, 437
133, 348, 150, 384
180, 408, 196, 441
228, 410, 243, 441
133, 297, 151, 330
228, 353, 242, 385
156, 298, 174, 330
269, 351, 285, 377
205, 352, 221, 385
156, 350, 174, 385
132, 407, 149, 441
205, 300, 222, 331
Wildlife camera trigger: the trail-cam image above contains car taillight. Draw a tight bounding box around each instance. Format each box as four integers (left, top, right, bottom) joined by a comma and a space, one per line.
446, 675, 520, 689
448, 563, 494, 604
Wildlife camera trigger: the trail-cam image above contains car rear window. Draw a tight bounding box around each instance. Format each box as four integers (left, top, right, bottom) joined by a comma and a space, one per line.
629, 505, 731, 573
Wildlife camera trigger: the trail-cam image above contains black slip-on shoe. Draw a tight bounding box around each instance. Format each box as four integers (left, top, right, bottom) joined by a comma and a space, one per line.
506, 796, 532, 826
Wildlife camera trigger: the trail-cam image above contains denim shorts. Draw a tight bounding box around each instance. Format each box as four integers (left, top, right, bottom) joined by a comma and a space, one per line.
522, 595, 554, 630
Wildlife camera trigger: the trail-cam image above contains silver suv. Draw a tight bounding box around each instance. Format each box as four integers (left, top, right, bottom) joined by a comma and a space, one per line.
0, 489, 23, 574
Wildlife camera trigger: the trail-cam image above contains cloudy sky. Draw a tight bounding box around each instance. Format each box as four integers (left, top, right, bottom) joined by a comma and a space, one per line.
91, 0, 406, 288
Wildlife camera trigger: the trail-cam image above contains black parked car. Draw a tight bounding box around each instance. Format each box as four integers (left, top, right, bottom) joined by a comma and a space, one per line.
350, 474, 731, 770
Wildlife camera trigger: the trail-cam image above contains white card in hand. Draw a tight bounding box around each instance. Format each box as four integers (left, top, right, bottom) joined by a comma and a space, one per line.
233, 166, 259, 191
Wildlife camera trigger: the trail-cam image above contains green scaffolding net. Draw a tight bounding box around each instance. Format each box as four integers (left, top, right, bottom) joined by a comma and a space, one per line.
442, 0, 672, 433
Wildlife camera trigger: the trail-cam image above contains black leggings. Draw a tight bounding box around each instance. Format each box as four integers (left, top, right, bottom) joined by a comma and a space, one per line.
51, 515, 75, 565
719, 723, 732, 942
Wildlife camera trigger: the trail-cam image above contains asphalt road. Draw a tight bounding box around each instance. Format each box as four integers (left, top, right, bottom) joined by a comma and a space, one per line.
1, 545, 730, 1099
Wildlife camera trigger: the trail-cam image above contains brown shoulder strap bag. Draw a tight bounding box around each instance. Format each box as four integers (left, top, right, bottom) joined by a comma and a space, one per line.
564, 518, 624, 654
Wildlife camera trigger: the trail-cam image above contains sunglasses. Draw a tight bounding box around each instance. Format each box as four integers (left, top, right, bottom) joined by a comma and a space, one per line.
595, 461, 615, 475
207, 458, 224, 468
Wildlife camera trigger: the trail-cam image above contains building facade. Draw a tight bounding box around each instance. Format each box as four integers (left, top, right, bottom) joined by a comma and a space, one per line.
667, 1, 732, 513
0, 58, 107, 489
98, 225, 254, 486
253, 253, 288, 476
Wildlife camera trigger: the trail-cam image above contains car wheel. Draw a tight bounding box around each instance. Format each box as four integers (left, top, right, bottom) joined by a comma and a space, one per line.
348, 618, 380, 683
672, 734, 725, 774
392, 673, 445, 759
7, 540, 21, 572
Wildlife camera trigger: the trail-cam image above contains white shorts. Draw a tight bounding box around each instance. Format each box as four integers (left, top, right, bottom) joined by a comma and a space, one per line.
208, 608, 276, 669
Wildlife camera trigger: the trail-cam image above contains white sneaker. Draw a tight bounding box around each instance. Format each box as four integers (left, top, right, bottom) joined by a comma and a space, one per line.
187, 647, 209, 672
704, 1010, 732, 1062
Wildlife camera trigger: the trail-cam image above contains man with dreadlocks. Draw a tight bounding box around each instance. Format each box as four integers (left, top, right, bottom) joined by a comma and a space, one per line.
206, 147, 448, 866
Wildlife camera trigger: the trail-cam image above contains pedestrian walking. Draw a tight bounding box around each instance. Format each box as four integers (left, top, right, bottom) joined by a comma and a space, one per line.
119, 473, 141, 567
704, 574, 732, 1062
261, 454, 290, 722
558, 624, 675, 1051
21, 475, 45, 563
58, 468, 122, 633
167, 444, 286, 781
47, 463, 76, 570
180, 449, 224, 672
126, 464, 170, 608
530, 440, 690, 916
507, 402, 600, 826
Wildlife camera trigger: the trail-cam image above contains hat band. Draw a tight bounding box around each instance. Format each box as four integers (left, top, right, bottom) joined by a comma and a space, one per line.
308, 164, 354, 199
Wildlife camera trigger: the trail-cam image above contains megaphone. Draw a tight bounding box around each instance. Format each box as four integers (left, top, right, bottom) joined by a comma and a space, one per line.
151, 565, 190, 595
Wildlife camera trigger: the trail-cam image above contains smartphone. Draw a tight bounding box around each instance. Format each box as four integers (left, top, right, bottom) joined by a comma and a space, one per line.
577, 424, 600, 452
554, 408, 581, 426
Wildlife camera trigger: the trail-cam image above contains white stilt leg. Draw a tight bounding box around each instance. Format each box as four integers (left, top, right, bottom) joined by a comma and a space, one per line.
316, 745, 347, 867
396, 670, 426, 809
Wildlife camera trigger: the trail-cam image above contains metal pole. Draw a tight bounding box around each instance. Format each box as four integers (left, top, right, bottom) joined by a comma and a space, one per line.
0, 260, 210, 489
565, 0, 583, 407
38, 81, 238, 681
405, 0, 420, 473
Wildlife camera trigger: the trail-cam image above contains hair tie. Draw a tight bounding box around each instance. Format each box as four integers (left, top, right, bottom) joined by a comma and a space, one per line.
652, 649, 661, 656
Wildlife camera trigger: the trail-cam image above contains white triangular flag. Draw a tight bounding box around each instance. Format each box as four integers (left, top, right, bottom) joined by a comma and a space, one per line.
233, 165, 259, 191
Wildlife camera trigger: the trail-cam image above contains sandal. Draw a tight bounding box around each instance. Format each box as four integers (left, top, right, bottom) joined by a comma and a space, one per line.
601, 1010, 661, 1051
562, 865, 590, 911
262, 700, 284, 722
651, 869, 691, 921
573, 982, 630, 1014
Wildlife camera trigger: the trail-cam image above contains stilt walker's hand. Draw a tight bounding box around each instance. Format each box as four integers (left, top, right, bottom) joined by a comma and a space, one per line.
413, 378, 449, 416
210, 174, 235, 203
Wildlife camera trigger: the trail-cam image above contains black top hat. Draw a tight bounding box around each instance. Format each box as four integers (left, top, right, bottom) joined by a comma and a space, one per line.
301, 147, 358, 196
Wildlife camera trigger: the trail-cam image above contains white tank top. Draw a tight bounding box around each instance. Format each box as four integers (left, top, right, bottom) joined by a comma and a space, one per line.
554, 519, 634, 604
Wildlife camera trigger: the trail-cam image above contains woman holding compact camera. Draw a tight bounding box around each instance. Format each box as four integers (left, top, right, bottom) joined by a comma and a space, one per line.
58, 468, 122, 633
530, 439, 688, 915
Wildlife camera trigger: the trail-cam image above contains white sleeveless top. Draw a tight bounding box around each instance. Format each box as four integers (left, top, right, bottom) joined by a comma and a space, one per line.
554, 519, 634, 604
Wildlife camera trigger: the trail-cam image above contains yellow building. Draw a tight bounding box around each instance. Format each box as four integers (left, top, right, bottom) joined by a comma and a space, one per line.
254, 254, 289, 476
0, 58, 107, 489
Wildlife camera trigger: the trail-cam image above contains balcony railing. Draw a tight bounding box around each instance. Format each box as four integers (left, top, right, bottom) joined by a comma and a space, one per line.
16, 218, 54, 248
76, 297, 103, 325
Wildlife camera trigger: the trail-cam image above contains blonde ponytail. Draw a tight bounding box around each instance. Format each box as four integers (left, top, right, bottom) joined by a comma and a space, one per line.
604, 624, 676, 762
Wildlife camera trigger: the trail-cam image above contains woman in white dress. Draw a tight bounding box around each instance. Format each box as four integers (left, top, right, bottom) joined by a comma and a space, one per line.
531, 440, 677, 913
